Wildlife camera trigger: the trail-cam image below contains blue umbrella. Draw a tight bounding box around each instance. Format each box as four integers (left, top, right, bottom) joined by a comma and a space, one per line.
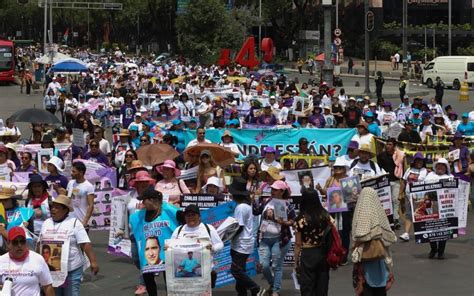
51, 59, 88, 72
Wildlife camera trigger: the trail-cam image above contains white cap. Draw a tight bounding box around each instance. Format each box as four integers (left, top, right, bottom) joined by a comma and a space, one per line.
135, 112, 142, 117
46, 156, 64, 173
433, 158, 450, 175
333, 157, 349, 170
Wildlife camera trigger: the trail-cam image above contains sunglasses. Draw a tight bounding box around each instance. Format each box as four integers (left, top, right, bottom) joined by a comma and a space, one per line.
90, 144, 99, 147
198, 132, 205, 135
125, 154, 134, 158
140, 139, 148, 142
12, 239, 26, 246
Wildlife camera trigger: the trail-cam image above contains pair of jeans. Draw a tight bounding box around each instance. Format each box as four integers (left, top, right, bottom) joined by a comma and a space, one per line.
259, 237, 290, 293
54, 267, 84, 296
230, 249, 259, 296
299, 247, 329, 296
131, 236, 145, 285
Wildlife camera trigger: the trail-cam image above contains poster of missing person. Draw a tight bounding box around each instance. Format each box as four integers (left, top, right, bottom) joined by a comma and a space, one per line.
340, 176, 362, 205
361, 174, 394, 223
326, 187, 348, 213
409, 178, 459, 243
165, 238, 211, 296
108, 194, 132, 257
39, 232, 70, 287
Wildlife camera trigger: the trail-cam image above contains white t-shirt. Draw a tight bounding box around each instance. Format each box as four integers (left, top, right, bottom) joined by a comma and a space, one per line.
351, 133, 374, 147
99, 138, 112, 155
186, 139, 211, 148
231, 203, 254, 254
260, 159, 282, 172
171, 223, 224, 253
0, 251, 53, 296
40, 217, 91, 271
67, 180, 95, 222
349, 160, 384, 180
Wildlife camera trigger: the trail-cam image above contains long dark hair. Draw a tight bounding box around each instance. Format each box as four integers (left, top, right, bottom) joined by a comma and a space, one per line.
299, 188, 329, 229
241, 158, 261, 181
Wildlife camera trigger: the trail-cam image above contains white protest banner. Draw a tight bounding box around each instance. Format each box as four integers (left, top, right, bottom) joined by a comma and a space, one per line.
457, 180, 470, 234
37, 148, 54, 174
281, 166, 332, 199
108, 194, 132, 257
39, 231, 70, 287
361, 174, 394, 223
409, 178, 459, 243
165, 238, 212, 296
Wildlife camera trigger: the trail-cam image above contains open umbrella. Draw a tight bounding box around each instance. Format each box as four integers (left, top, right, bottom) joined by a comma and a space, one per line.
184, 143, 236, 167
51, 58, 88, 72
9, 108, 61, 124
136, 144, 179, 166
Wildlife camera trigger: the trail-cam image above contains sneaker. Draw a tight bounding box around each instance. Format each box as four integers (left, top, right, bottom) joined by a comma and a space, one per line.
253, 287, 266, 296
134, 285, 147, 295
399, 233, 409, 242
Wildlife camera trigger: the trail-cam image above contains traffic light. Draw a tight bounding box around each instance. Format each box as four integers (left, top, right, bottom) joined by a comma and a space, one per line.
366, 11, 375, 32
17, 0, 29, 4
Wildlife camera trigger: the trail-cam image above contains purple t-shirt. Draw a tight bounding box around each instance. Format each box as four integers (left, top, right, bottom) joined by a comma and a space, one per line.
45, 174, 69, 189
83, 152, 109, 166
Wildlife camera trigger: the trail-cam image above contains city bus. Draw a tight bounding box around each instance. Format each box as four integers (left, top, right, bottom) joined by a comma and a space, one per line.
0, 39, 15, 83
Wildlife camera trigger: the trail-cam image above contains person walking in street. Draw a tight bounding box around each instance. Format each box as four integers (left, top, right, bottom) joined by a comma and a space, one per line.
297, 58, 304, 74
229, 177, 264, 296
399, 75, 407, 102
0, 227, 55, 296
375, 71, 385, 101
348, 57, 354, 74
24, 69, 33, 96
394, 51, 400, 70
293, 188, 330, 296
351, 187, 397, 296
434, 77, 445, 106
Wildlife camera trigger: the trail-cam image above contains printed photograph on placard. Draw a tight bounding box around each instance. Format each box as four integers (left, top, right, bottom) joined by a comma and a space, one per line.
327, 187, 348, 213
259, 204, 281, 235
411, 191, 439, 222
298, 170, 314, 190
341, 176, 361, 204
142, 236, 165, 274
174, 248, 202, 278
41, 241, 63, 272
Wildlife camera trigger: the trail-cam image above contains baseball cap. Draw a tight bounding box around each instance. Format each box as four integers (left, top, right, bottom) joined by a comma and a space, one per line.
184, 204, 200, 216
8, 227, 26, 241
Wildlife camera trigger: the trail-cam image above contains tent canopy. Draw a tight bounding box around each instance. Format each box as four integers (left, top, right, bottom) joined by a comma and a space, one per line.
51, 58, 88, 72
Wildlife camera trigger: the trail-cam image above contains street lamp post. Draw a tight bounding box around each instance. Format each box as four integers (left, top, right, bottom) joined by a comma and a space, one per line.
322, 0, 334, 87
448, 0, 451, 55
402, 0, 407, 76
364, 0, 370, 94
258, 0, 262, 55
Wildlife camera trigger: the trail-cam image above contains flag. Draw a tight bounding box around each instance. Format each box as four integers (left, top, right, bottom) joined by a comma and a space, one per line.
63, 28, 69, 44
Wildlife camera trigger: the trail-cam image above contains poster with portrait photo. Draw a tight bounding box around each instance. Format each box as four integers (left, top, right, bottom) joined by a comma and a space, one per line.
165, 238, 211, 296
298, 170, 314, 191
142, 235, 166, 274
39, 234, 70, 287
409, 179, 459, 243
259, 204, 281, 235
327, 187, 348, 213
108, 194, 132, 257
37, 148, 54, 174
341, 176, 361, 205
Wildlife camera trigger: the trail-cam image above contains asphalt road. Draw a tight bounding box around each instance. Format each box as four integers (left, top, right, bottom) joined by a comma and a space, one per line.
1, 81, 474, 295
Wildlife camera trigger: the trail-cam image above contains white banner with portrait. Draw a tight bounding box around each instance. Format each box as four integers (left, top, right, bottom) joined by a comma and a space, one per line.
39, 231, 70, 287
108, 194, 132, 257
165, 238, 212, 296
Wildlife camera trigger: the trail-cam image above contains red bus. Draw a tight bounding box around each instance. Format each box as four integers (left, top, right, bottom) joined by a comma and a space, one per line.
0, 39, 15, 83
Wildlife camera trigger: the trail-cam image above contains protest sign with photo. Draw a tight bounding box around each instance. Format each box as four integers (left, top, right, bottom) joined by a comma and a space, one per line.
341, 176, 361, 205
409, 179, 459, 243
179, 194, 229, 209
39, 231, 70, 287
108, 194, 132, 257
361, 174, 394, 223
89, 189, 113, 230
37, 148, 54, 174
282, 166, 332, 199
0, 163, 12, 181
141, 236, 166, 274
165, 238, 212, 296
327, 187, 348, 213
200, 201, 258, 288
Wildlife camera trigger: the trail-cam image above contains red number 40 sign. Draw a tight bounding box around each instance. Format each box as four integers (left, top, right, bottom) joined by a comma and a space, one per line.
218, 37, 274, 68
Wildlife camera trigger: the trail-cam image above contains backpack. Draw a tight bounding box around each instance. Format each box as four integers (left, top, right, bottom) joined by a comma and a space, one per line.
323, 221, 347, 269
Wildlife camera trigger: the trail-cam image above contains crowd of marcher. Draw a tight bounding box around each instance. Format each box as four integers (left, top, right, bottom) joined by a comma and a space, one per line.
0, 46, 471, 296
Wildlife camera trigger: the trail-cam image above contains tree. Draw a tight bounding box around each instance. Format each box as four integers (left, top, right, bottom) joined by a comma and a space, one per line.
176, 0, 245, 64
